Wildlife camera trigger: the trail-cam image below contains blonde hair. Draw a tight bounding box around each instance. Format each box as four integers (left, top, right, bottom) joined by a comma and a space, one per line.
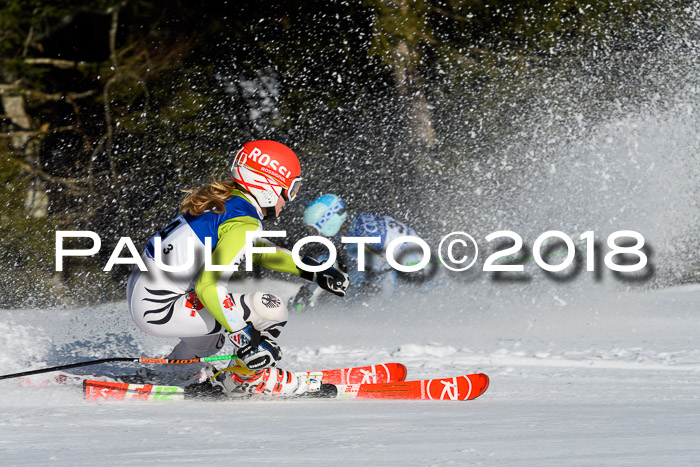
181, 175, 237, 216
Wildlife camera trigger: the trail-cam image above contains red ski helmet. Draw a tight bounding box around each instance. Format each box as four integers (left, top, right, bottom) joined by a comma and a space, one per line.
231, 140, 302, 208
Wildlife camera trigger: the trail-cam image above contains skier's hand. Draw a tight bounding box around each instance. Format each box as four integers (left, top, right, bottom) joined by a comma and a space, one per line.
299, 256, 349, 297
229, 323, 282, 370
317, 261, 349, 297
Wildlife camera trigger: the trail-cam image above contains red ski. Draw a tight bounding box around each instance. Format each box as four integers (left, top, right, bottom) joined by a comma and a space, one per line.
295, 362, 407, 385
20, 372, 95, 388
83, 372, 489, 401
334, 373, 490, 401
23, 362, 407, 390
81, 362, 408, 401
84, 380, 186, 401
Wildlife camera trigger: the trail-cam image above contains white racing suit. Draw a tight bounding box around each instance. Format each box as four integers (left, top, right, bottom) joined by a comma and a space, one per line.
127, 189, 303, 361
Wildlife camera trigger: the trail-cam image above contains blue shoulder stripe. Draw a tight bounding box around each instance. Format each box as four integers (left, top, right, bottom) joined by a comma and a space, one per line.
184, 195, 260, 249
146, 194, 261, 257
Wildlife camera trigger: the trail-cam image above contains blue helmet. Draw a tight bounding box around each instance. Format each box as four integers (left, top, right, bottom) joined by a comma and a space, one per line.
303, 194, 348, 236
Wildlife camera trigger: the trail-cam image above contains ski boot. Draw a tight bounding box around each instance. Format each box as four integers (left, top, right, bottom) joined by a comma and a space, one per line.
209, 365, 313, 396
185, 365, 335, 399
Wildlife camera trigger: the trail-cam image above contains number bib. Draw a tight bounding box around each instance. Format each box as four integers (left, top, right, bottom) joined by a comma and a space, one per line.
346, 213, 423, 269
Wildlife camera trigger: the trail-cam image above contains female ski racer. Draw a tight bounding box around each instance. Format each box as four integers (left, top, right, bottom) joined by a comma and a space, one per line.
127, 140, 349, 396
291, 194, 433, 310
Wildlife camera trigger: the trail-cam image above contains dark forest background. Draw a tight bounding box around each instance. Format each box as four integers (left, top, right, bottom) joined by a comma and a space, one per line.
0, 0, 695, 305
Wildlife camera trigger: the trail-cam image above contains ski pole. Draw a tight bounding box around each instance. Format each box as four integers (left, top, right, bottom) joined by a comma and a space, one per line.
0, 354, 238, 380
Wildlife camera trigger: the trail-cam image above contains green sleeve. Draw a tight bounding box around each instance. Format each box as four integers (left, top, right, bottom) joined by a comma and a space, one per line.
194, 215, 262, 333
252, 238, 303, 275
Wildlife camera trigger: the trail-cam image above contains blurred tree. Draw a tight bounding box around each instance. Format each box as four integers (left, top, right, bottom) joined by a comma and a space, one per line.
0, 0, 692, 304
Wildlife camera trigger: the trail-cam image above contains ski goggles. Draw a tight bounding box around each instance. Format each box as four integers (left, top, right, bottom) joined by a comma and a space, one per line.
282, 177, 302, 202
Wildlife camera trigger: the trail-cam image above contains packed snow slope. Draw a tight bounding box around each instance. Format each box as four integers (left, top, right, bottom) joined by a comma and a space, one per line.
1, 278, 699, 466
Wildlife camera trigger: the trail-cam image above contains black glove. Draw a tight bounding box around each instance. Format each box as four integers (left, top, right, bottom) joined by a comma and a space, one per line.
298, 256, 349, 297
229, 323, 282, 370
